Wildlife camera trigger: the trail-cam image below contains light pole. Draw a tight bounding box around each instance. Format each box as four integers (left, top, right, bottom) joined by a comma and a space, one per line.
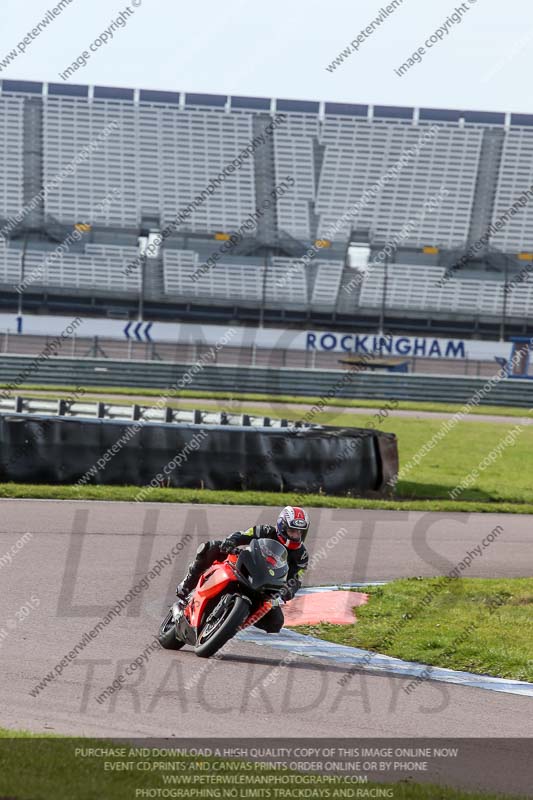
137, 225, 151, 323
500, 254, 510, 342
259, 253, 268, 328
17, 230, 30, 331
378, 251, 389, 334
138, 249, 146, 322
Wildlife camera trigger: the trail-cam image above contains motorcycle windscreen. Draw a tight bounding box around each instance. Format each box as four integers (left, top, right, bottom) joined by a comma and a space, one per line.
237, 538, 289, 590
257, 538, 289, 570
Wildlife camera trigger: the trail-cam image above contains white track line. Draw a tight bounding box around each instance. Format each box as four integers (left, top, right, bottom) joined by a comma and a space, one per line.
299, 582, 388, 593
237, 628, 533, 697
236, 585, 533, 698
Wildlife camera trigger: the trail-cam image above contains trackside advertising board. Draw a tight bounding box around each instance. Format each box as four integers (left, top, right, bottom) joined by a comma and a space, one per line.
0, 314, 510, 361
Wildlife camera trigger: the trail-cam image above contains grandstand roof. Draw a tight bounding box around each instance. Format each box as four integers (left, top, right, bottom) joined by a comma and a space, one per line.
0, 79, 528, 126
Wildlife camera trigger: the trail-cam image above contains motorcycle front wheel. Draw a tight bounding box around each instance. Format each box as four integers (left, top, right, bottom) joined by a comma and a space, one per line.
158, 608, 185, 650
194, 594, 250, 658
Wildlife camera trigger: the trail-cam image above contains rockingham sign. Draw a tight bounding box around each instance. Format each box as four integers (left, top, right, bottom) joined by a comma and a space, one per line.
0, 314, 510, 362
305, 331, 471, 359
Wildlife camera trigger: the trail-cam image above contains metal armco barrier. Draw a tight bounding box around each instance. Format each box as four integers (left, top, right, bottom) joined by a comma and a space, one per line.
0, 414, 398, 496
0, 355, 532, 406
0, 396, 292, 428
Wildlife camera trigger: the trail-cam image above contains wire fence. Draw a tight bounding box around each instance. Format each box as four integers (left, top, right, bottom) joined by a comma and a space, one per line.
0, 332, 503, 377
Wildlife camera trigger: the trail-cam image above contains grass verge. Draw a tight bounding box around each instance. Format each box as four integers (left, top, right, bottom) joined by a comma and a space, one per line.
296, 578, 533, 682
275, 408, 533, 506
1, 482, 533, 513
0, 728, 525, 799
2, 389, 533, 512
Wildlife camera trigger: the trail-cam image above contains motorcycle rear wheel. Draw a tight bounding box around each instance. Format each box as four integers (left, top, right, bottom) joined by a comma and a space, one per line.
194, 594, 250, 658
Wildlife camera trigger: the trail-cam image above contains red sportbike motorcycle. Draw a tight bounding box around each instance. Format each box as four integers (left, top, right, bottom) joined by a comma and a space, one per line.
158, 538, 289, 658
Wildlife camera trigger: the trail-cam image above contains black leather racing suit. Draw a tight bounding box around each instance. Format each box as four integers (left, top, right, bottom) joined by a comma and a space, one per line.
178, 524, 309, 633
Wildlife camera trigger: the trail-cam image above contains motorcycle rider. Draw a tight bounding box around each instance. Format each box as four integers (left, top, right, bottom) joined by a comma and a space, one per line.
176, 506, 310, 633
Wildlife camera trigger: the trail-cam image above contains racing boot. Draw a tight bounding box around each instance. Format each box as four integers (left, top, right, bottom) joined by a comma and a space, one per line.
176, 541, 221, 601
175, 566, 199, 602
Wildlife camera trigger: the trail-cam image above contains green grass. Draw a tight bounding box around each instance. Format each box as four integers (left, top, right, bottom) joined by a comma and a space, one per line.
296, 578, 533, 682
2, 481, 533, 514
352, 414, 533, 505
282, 408, 533, 505
0, 728, 525, 799
2, 382, 530, 418
2, 386, 533, 512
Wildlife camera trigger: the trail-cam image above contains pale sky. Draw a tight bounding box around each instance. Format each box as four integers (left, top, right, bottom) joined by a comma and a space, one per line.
0, 0, 531, 114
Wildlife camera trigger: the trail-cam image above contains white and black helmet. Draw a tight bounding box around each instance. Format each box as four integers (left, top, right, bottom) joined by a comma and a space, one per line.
276, 506, 310, 550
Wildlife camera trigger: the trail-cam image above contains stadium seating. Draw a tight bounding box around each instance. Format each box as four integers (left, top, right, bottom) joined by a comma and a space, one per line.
43, 96, 139, 227
163, 249, 262, 303
273, 120, 317, 240
2, 81, 533, 323
490, 126, 533, 252
317, 117, 483, 248
0, 95, 25, 221
0, 238, 141, 294
0, 240, 22, 284
359, 263, 533, 316
36, 94, 492, 253
310, 260, 344, 311
158, 109, 256, 231
22, 244, 140, 293
163, 251, 310, 308
43, 97, 257, 232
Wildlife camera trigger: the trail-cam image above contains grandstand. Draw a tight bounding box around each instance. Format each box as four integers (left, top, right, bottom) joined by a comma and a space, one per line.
0, 80, 532, 337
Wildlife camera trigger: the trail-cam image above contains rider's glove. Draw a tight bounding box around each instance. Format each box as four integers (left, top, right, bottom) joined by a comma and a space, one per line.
222, 545, 242, 558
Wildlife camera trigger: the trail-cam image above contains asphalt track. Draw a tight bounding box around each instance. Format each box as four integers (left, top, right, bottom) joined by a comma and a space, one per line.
1, 500, 532, 793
